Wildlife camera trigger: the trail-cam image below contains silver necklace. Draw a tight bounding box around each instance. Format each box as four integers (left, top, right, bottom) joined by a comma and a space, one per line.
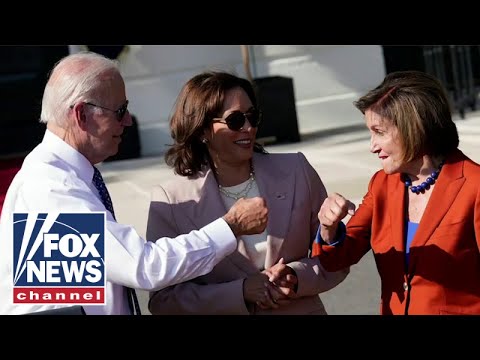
218, 170, 255, 200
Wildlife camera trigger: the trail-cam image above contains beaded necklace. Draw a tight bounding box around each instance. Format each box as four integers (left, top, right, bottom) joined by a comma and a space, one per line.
402, 160, 444, 194
218, 167, 255, 200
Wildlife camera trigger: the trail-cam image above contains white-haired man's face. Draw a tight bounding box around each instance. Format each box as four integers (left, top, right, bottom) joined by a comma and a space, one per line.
78, 72, 132, 164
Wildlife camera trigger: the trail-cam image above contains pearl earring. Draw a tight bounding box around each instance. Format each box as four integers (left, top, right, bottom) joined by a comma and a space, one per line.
202, 138, 209, 144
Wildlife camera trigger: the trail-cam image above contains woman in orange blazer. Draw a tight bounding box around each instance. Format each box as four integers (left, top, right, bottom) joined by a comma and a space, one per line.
146, 71, 349, 315
312, 70, 480, 315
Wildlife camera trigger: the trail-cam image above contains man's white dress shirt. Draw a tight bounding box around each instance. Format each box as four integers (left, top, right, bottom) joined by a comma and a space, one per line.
0, 130, 236, 315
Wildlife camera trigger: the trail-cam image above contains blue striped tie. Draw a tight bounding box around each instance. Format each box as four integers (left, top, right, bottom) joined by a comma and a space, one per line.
92, 166, 141, 315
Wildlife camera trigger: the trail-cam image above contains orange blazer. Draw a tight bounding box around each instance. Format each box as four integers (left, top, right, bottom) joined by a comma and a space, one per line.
314, 149, 480, 315
146, 152, 349, 315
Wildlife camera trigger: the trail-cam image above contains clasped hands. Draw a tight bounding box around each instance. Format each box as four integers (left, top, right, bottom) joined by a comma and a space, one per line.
243, 258, 298, 311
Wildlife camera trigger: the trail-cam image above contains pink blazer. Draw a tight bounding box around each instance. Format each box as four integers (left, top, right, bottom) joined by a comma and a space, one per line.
315, 149, 480, 315
146, 152, 349, 315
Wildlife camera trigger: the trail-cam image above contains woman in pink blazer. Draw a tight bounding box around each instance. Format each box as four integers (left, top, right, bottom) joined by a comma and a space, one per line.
313, 70, 480, 315
146, 71, 349, 315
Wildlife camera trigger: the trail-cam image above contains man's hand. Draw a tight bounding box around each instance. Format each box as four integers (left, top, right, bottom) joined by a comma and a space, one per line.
318, 192, 355, 243
243, 273, 279, 310
223, 197, 268, 237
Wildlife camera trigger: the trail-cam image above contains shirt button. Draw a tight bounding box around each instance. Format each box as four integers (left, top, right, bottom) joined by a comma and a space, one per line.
403, 282, 409, 291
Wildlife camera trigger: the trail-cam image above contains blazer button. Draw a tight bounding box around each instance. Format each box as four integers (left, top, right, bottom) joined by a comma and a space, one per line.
403, 282, 409, 291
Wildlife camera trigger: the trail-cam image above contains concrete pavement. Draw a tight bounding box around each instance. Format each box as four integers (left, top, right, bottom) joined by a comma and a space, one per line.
99, 110, 480, 315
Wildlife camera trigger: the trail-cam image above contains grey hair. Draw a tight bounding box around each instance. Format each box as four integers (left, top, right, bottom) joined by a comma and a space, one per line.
40, 51, 120, 127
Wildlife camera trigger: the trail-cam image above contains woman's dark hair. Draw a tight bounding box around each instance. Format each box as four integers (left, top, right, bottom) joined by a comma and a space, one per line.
354, 70, 459, 163
165, 71, 267, 176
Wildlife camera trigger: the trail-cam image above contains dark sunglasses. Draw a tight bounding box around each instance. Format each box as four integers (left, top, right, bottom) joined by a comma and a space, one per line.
71, 100, 129, 122
212, 109, 262, 131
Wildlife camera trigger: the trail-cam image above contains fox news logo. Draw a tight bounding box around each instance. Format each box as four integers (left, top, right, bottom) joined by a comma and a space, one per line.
12, 213, 105, 305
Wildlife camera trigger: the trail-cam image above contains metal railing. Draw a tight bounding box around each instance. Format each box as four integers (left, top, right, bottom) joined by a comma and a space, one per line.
423, 45, 479, 118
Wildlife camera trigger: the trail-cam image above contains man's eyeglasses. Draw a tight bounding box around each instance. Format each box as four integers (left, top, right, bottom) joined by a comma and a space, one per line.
71, 100, 129, 122
212, 109, 262, 131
